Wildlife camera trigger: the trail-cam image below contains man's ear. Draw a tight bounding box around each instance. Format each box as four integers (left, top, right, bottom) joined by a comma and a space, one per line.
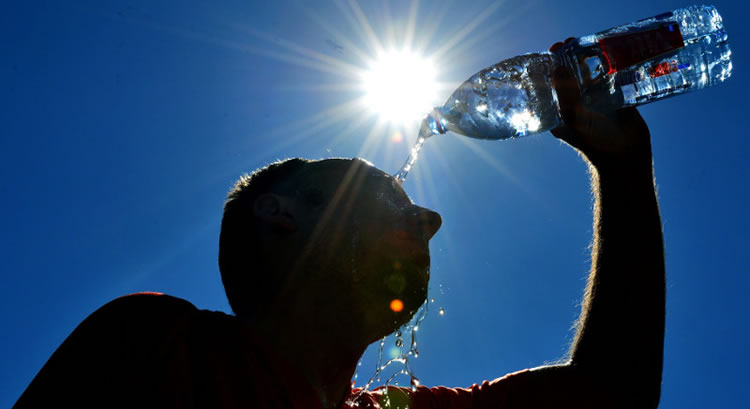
253, 193, 296, 232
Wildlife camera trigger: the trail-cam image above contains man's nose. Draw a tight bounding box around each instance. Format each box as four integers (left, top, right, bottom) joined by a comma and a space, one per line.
409, 207, 442, 240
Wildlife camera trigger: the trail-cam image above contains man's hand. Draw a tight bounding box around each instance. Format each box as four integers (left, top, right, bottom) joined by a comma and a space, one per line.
549, 39, 652, 171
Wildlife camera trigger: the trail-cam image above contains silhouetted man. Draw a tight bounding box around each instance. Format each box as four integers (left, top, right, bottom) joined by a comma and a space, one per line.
15, 43, 665, 409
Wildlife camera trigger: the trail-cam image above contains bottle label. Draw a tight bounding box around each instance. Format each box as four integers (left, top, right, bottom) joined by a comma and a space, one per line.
599, 22, 684, 74
614, 61, 692, 87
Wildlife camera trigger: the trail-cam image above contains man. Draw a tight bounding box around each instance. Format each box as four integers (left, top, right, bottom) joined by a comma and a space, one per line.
14, 42, 665, 409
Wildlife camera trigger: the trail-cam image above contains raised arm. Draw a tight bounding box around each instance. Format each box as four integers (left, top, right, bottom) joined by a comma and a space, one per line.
539, 40, 666, 408
566, 118, 664, 400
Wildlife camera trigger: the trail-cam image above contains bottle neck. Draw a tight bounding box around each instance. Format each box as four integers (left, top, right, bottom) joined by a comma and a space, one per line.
419, 109, 449, 139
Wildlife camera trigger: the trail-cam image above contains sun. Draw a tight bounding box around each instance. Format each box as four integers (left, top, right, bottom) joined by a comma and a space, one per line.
362, 49, 438, 126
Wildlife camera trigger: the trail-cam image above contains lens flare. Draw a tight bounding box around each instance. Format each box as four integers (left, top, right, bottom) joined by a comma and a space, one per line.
390, 298, 404, 312
391, 131, 404, 144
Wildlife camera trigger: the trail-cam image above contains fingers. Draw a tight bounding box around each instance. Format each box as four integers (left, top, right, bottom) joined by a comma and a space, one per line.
549, 37, 576, 52
551, 66, 596, 150
552, 67, 583, 125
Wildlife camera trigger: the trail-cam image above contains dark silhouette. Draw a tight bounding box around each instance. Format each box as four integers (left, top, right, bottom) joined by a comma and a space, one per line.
14, 40, 665, 409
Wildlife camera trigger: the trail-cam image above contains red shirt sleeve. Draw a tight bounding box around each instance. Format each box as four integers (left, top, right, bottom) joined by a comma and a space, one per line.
411, 370, 530, 409
352, 366, 619, 409
348, 369, 532, 409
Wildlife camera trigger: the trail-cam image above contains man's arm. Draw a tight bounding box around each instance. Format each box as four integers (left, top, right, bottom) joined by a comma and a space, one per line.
568, 143, 665, 406
511, 41, 666, 409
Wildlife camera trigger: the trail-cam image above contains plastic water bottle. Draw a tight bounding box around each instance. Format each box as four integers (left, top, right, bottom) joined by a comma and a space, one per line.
421, 4, 732, 142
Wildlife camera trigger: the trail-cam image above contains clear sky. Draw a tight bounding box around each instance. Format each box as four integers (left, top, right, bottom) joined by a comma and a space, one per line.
2, 1, 748, 408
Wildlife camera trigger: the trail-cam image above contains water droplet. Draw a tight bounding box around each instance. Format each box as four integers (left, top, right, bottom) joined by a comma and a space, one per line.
355, 301, 430, 400
430, 298, 435, 303
439, 307, 445, 316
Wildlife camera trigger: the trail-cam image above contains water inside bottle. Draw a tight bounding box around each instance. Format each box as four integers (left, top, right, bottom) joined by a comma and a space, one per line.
437, 52, 561, 140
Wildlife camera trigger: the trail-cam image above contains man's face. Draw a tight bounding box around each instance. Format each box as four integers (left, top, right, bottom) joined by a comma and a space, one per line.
288, 159, 441, 334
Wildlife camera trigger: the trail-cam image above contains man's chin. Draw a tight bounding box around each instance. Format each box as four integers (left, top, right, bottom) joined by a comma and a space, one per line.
392, 285, 428, 323
357, 286, 427, 345
383, 267, 428, 303
354, 260, 429, 326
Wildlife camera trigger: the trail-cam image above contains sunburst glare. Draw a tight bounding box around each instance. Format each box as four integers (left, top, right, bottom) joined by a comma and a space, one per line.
210, 0, 525, 186
362, 49, 438, 126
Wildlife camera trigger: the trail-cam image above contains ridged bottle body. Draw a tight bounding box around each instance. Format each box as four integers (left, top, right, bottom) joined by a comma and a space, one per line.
428, 4, 732, 141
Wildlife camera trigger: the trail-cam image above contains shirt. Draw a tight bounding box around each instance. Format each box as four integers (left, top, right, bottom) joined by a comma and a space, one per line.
14, 292, 539, 409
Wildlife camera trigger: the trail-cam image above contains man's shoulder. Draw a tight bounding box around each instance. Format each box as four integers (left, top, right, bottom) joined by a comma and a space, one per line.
13, 293, 204, 407
100, 292, 198, 316
80, 292, 200, 336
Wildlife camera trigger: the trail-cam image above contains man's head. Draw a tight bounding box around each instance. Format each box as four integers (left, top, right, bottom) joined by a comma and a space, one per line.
219, 158, 441, 341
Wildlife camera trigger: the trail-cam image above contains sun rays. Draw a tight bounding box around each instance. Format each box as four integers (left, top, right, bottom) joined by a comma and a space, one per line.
241, 0, 497, 169
195, 0, 539, 204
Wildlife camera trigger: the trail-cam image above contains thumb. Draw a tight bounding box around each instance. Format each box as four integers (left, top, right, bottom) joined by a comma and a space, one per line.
550, 67, 589, 150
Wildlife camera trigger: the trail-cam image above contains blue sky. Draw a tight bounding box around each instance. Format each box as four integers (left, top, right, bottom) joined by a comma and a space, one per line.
1, 1, 748, 407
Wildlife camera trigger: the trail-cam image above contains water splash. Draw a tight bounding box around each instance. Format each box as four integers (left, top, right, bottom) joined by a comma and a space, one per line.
352, 301, 429, 403
353, 359, 363, 383
393, 136, 426, 184
393, 110, 447, 184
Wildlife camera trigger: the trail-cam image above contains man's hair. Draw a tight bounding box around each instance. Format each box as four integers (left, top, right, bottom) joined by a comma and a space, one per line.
219, 158, 310, 320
